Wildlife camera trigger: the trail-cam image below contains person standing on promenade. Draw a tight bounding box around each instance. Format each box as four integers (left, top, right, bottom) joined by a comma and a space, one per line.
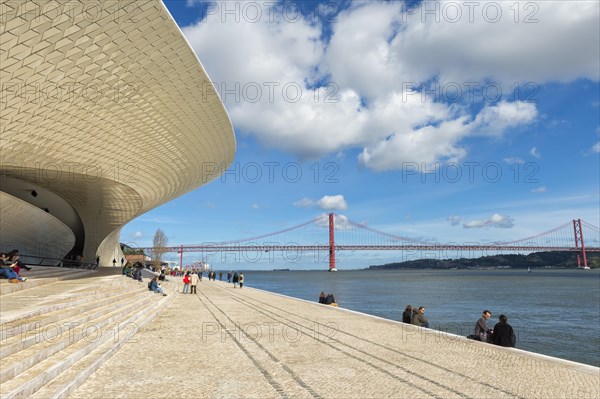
411, 306, 429, 328
219, 271, 223, 281
402, 305, 413, 323
239, 273, 244, 288
474, 310, 492, 342
227, 271, 232, 283
190, 271, 199, 294
182, 272, 191, 294
232, 272, 239, 288
492, 314, 516, 347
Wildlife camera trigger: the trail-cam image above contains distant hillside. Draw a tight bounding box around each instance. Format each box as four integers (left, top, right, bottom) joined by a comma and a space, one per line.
368, 251, 600, 270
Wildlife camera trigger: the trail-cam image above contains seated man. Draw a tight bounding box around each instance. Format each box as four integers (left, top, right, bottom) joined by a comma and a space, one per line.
411, 306, 429, 328
474, 310, 492, 342
324, 293, 336, 305
132, 265, 143, 282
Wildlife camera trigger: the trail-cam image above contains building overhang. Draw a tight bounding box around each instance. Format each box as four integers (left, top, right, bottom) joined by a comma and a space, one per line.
0, 0, 236, 264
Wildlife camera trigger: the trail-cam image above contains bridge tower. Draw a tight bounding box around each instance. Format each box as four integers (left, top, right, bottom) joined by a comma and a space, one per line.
573, 219, 588, 268
329, 212, 336, 271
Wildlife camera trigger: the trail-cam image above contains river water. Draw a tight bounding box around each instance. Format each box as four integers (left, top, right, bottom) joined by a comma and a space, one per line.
233, 268, 600, 367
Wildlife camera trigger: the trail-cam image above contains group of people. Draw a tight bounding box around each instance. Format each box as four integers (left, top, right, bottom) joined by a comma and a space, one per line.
402, 305, 430, 328
318, 292, 337, 305
471, 309, 516, 347
122, 262, 144, 282
402, 305, 516, 348
182, 271, 200, 294
232, 272, 244, 288
0, 250, 30, 283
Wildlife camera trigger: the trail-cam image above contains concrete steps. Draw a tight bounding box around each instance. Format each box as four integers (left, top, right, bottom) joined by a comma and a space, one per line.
0, 283, 142, 341
0, 267, 95, 296
0, 274, 177, 399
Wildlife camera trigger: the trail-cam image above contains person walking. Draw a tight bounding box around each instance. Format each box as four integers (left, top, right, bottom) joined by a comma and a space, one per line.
232, 272, 239, 288
239, 273, 244, 288
492, 314, 516, 347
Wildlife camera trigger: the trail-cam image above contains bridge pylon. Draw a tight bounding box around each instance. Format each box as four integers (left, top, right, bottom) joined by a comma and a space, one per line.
329, 212, 336, 271
573, 219, 588, 268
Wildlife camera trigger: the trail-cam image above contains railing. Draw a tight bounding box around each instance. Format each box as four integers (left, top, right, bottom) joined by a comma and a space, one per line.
20, 254, 97, 270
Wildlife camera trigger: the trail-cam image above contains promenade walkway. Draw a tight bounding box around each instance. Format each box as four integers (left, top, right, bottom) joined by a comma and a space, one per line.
69, 280, 599, 399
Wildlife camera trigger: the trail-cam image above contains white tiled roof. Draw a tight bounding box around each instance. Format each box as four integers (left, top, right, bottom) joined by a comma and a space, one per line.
0, 0, 236, 263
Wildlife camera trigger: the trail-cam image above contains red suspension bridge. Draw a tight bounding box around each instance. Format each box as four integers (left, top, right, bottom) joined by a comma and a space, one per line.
139, 214, 600, 270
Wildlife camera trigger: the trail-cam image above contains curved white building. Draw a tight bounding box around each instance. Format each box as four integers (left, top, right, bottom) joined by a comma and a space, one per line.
0, 1, 236, 266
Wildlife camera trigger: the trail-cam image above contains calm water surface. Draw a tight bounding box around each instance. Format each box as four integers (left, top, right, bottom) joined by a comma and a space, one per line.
237, 268, 600, 367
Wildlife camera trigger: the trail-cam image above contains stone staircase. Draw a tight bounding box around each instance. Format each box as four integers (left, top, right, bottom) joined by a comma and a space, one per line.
0, 268, 177, 399
0, 267, 95, 296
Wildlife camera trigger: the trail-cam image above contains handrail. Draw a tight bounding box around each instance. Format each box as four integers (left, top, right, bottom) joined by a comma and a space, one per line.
18, 254, 98, 270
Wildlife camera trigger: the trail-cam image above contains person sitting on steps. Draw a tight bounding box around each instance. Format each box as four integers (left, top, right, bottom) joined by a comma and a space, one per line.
0, 253, 28, 283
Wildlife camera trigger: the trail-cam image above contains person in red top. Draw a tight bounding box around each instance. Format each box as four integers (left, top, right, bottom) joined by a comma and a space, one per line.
182, 271, 191, 294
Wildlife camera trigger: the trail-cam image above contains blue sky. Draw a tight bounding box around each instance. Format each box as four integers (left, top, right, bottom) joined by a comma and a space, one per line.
121, 0, 599, 269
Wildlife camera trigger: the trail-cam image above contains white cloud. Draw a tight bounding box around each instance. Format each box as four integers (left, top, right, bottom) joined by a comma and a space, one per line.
295, 195, 347, 211
592, 142, 600, 153
180, 0, 596, 168
472, 101, 537, 136
316, 195, 348, 211
251, 204, 260, 209
531, 186, 547, 193
463, 213, 515, 229
133, 231, 143, 239
315, 213, 352, 230
359, 101, 536, 170
530, 147, 541, 158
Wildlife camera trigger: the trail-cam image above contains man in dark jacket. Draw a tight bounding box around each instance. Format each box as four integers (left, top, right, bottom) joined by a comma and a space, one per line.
492, 314, 516, 347
411, 306, 429, 328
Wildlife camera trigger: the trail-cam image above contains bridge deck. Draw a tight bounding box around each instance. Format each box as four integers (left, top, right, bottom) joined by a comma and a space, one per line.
71, 280, 599, 399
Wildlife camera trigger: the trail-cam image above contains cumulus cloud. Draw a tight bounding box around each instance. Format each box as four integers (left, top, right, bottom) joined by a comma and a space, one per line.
463, 214, 515, 229
295, 195, 348, 210
359, 101, 536, 170
530, 147, 541, 158
592, 142, 600, 153
133, 231, 143, 239
316, 195, 348, 211
180, 0, 597, 168
315, 213, 352, 230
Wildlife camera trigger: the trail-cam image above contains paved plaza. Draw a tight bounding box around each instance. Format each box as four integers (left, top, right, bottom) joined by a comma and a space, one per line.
69, 280, 599, 399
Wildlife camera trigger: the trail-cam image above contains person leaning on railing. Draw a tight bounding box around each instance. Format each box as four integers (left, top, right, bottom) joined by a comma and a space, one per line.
0, 252, 28, 283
